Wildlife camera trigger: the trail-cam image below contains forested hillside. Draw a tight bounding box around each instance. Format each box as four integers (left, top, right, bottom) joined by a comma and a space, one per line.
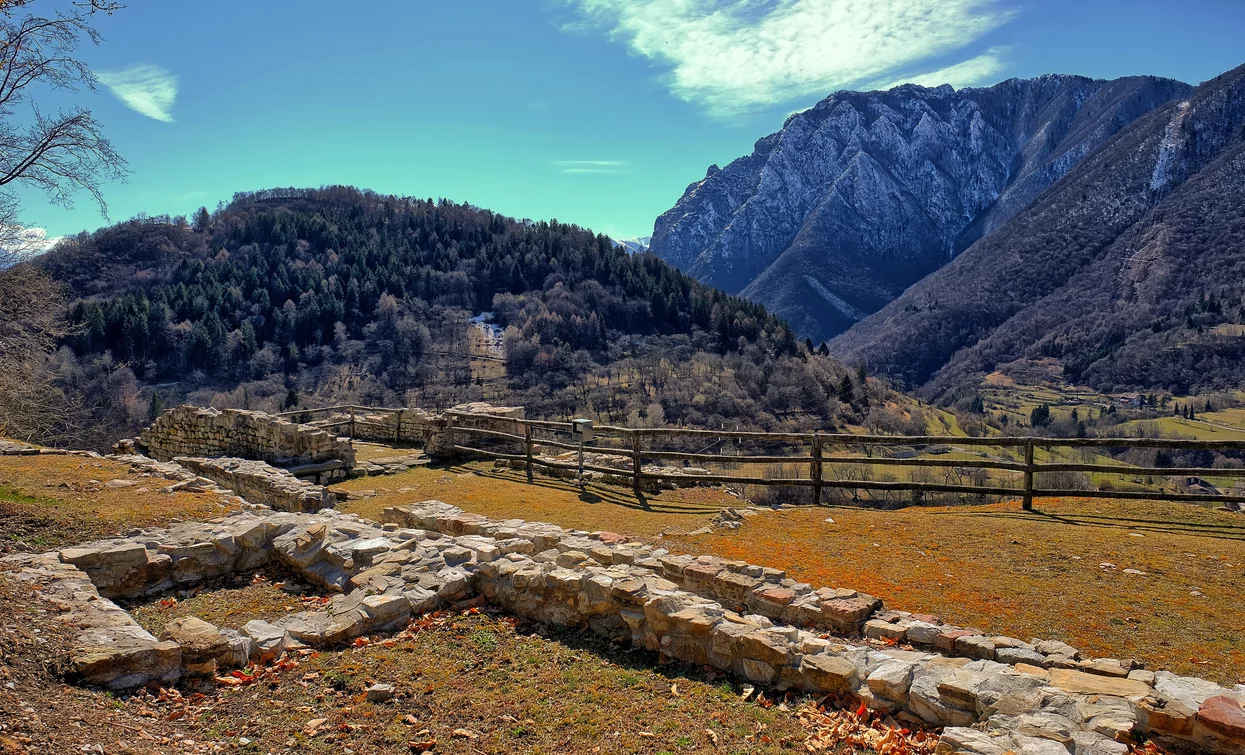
12, 187, 910, 447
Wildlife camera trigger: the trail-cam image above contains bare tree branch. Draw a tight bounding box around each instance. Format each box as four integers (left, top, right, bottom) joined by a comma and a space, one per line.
0, 1, 126, 257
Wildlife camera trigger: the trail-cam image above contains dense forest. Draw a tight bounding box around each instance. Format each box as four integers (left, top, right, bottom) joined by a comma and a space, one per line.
12, 186, 910, 447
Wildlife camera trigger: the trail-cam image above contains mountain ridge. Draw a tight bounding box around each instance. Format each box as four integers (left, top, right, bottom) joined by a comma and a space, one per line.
650, 73, 1192, 344
828, 63, 1245, 398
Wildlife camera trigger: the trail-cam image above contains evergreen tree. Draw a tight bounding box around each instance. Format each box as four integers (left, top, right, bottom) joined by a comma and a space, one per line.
147, 391, 164, 422
192, 206, 212, 233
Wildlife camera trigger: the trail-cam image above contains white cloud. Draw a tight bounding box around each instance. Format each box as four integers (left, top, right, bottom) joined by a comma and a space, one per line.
874, 47, 1010, 90
552, 160, 631, 174
97, 64, 178, 122
0, 226, 62, 266
561, 0, 1014, 115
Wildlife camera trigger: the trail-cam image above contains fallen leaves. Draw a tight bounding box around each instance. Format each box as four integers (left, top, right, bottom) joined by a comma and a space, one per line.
408, 730, 436, 752
303, 718, 328, 736
798, 697, 937, 755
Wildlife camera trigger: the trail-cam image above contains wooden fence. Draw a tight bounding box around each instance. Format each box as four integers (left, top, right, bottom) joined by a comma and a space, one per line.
278, 405, 1245, 510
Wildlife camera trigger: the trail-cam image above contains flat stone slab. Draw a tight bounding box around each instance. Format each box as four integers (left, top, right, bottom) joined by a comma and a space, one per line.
1047, 668, 1151, 698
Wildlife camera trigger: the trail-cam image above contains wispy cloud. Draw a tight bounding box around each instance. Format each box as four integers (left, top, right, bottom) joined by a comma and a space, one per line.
560, 0, 1015, 116
97, 64, 179, 122
875, 47, 1011, 90
552, 160, 631, 174
0, 226, 62, 266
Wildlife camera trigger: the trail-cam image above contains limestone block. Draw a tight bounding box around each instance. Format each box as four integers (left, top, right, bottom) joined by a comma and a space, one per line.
241, 620, 287, 662
162, 617, 229, 676
1153, 671, 1224, 710
995, 647, 1046, 667
934, 727, 1011, 755
800, 653, 861, 694
1047, 669, 1150, 698
868, 660, 916, 704
73, 625, 181, 690
1194, 696, 1245, 755
955, 635, 997, 660
737, 630, 791, 668
905, 620, 943, 646
821, 595, 881, 632
864, 619, 906, 642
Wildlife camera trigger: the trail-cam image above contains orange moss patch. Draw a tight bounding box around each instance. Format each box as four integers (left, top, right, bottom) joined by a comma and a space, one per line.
335, 461, 736, 538
671, 498, 1245, 685
0, 453, 236, 552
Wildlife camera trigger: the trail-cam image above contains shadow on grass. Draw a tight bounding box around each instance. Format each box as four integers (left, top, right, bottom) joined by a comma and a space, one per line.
425, 462, 719, 517
936, 506, 1245, 542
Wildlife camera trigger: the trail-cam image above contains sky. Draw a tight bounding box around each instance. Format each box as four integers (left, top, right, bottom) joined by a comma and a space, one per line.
17, 0, 1245, 244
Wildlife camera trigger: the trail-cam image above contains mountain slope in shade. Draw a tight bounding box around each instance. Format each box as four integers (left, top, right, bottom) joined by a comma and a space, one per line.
829, 63, 1245, 398
650, 75, 1191, 343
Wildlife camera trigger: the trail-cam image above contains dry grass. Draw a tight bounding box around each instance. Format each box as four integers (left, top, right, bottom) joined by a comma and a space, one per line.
353, 440, 424, 462
673, 501, 1245, 686
336, 461, 1245, 685
0, 454, 237, 553
1, 572, 814, 754
335, 462, 737, 538
126, 569, 309, 635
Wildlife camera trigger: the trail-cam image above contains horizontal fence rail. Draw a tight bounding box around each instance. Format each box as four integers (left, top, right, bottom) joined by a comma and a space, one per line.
293, 405, 1245, 510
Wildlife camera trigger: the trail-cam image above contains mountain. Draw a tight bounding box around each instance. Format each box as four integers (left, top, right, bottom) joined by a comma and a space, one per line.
650, 74, 1191, 344
829, 63, 1245, 399
19, 186, 903, 447
612, 236, 652, 255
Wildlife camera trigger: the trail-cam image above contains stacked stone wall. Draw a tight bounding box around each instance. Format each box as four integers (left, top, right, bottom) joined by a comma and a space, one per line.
139, 406, 355, 469
176, 457, 335, 513
9, 501, 1244, 754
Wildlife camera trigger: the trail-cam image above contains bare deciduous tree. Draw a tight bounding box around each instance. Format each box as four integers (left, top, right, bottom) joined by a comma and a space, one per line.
0, 0, 126, 262
0, 263, 85, 442
0, 0, 126, 442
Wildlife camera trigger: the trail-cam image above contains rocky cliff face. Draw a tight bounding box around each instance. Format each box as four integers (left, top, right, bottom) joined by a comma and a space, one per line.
829, 63, 1245, 398
650, 75, 1191, 343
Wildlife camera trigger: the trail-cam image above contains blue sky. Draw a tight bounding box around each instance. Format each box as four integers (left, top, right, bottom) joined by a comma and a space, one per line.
22, 0, 1245, 243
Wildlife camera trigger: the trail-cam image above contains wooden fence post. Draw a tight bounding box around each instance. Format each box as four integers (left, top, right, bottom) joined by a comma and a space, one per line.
811, 432, 822, 506
349, 405, 356, 439
632, 430, 644, 497
524, 422, 534, 483
1022, 439, 1035, 511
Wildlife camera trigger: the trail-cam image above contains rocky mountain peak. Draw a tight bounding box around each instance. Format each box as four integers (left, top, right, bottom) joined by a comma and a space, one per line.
650, 74, 1191, 344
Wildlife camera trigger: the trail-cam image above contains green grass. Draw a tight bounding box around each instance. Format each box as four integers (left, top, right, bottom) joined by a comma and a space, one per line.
0, 485, 55, 506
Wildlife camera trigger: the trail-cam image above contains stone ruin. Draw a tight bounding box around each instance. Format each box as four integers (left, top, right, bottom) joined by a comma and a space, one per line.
4, 499, 1244, 755
5, 409, 1245, 754
133, 405, 356, 481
